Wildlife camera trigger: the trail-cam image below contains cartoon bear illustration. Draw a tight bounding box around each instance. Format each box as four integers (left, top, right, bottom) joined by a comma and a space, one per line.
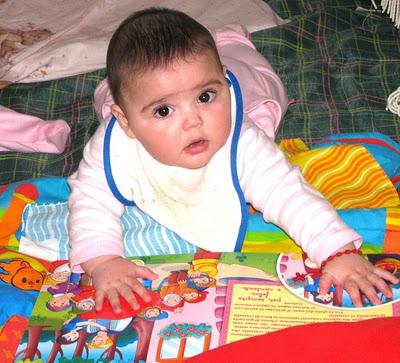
0, 258, 46, 291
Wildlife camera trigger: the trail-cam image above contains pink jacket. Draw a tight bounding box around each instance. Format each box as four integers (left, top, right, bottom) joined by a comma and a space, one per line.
68, 25, 360, 271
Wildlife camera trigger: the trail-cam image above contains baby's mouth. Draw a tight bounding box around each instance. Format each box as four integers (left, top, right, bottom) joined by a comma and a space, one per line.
185, 139, 208, 154
187, 139, 204, 148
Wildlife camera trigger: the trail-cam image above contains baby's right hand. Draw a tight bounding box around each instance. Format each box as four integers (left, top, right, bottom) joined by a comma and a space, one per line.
82, 255, 158, 314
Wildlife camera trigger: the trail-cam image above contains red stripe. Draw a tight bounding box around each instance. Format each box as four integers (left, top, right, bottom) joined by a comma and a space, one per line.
392, 176, 400, 185
322, 137, 400, 154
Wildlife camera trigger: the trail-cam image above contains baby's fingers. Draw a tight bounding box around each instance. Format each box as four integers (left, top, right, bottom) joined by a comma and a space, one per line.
367, 271, 393, 300
119, 284, 140, 310
95, 288, 106, 311
373, 267, 399, 285
318, 272, 334, 295
343, 280, 363, 307
106, 289, 122, 314
135, 266, 158, 280
128, 278, 153, 303
350, 277, 381, 306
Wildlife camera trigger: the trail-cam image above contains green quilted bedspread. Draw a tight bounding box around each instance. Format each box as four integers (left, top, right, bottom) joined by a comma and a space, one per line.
0, 0, 399, 185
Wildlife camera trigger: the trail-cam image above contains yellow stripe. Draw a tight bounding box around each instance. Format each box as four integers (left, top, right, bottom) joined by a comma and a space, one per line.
13, 193, 35, 204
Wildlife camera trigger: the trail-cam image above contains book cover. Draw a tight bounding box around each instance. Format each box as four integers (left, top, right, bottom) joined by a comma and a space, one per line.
11, 252, 400, 362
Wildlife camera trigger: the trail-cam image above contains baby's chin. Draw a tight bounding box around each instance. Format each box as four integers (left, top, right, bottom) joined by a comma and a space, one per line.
169, 160, 209, 170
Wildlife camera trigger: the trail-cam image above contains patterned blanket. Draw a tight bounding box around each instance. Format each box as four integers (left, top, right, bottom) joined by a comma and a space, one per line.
0, 132, 398, 261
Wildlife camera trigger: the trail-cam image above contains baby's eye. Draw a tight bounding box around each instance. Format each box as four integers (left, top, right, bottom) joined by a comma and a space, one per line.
154, 105, 173, 118
198, 90, 215, 104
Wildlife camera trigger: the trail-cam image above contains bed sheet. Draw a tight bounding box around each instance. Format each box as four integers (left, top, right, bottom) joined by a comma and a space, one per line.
0, 0, 399, 185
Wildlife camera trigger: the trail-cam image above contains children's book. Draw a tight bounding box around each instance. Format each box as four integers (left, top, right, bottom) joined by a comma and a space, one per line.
7, 251, 400, 362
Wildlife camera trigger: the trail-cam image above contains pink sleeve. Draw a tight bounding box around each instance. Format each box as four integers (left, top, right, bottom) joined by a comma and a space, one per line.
214, 24, 289, 139
237, 122, 362, 266
0, 105, 70, 153
67, 104, 125, 272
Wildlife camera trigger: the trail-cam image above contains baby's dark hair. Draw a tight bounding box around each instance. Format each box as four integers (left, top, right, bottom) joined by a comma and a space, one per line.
107, 7, 222, 105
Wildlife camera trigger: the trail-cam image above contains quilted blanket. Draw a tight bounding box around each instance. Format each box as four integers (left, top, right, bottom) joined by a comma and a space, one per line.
1, 0, 400, 186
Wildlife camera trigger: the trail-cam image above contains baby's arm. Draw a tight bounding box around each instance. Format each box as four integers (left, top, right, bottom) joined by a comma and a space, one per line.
68, 119, 157, 313
238, 124, 398, 305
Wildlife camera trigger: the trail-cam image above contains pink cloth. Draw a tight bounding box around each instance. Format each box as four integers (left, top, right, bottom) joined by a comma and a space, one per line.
68, 25, 360, 271
214, 24, 288, 138
0, 105, 70, 153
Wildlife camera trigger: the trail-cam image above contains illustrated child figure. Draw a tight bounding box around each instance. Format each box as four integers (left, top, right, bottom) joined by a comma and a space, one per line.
68, 7, 398, 314
59, 317, 132, 346
143, 306, 168, 321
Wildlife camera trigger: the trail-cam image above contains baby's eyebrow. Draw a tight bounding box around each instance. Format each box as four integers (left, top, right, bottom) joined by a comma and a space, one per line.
141, 79, 224, 112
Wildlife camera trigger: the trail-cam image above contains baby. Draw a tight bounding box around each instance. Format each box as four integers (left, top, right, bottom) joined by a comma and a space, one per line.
68, 7, 398, 313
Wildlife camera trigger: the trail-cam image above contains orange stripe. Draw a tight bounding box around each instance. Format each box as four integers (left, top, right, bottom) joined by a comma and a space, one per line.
306, 149, 368, 189
319, 153, 373, 193
303, 147, 351, 184
383, 230, 400, 253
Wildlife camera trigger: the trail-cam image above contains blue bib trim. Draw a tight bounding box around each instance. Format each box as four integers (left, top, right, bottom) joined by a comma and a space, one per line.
104, 116, 136, 206
226, 70, 248, 252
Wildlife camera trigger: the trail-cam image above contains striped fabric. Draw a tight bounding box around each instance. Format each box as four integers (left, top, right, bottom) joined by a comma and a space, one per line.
121, 206, 198, 256
1, 1, 399, 185
288, 144, 400, 209
21, 202, 198, 260
21, 202, 69, 259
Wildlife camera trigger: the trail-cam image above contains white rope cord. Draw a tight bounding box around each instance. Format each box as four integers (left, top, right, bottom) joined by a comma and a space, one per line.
387, 87, 400, 116
372, 0, 400, 28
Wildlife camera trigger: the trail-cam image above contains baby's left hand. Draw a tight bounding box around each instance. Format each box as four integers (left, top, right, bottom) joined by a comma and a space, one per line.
318, 245, 399, 307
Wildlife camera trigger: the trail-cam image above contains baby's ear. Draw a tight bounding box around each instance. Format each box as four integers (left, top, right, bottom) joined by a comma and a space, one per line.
110, 104, 136, 138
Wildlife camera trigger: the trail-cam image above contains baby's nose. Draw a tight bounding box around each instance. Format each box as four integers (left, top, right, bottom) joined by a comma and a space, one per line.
183, 112, 203, 130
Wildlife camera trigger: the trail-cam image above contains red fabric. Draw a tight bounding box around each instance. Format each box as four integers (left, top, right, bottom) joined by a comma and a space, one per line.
79, 290, 160, 320
187, 317, 400, 362
0, 315, 28, 363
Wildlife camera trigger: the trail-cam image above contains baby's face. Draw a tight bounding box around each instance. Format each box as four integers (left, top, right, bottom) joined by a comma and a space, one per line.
113, 50, 231, 169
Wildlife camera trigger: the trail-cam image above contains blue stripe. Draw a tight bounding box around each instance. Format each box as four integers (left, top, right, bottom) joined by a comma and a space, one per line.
226, 70, 249, 252
103, 116, 136, 206
142, 213, 158, 255
129, 208, 145, 256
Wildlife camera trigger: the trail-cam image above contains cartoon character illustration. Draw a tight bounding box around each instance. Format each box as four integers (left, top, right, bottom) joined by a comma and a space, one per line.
46, 263, 71, 284
182, 287, 208, 303
142, 306, 168, 321
46, 279, 82, 312
186, 271, 216, 291
160, 293, 185, 313
157, 269, 213, 312
73, 297, 96, 312
0, 183, 38, 247
0, 258, 46, 291
58, 317, 134, 348
189, 250, 221, 277
87, 330, 114, 349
